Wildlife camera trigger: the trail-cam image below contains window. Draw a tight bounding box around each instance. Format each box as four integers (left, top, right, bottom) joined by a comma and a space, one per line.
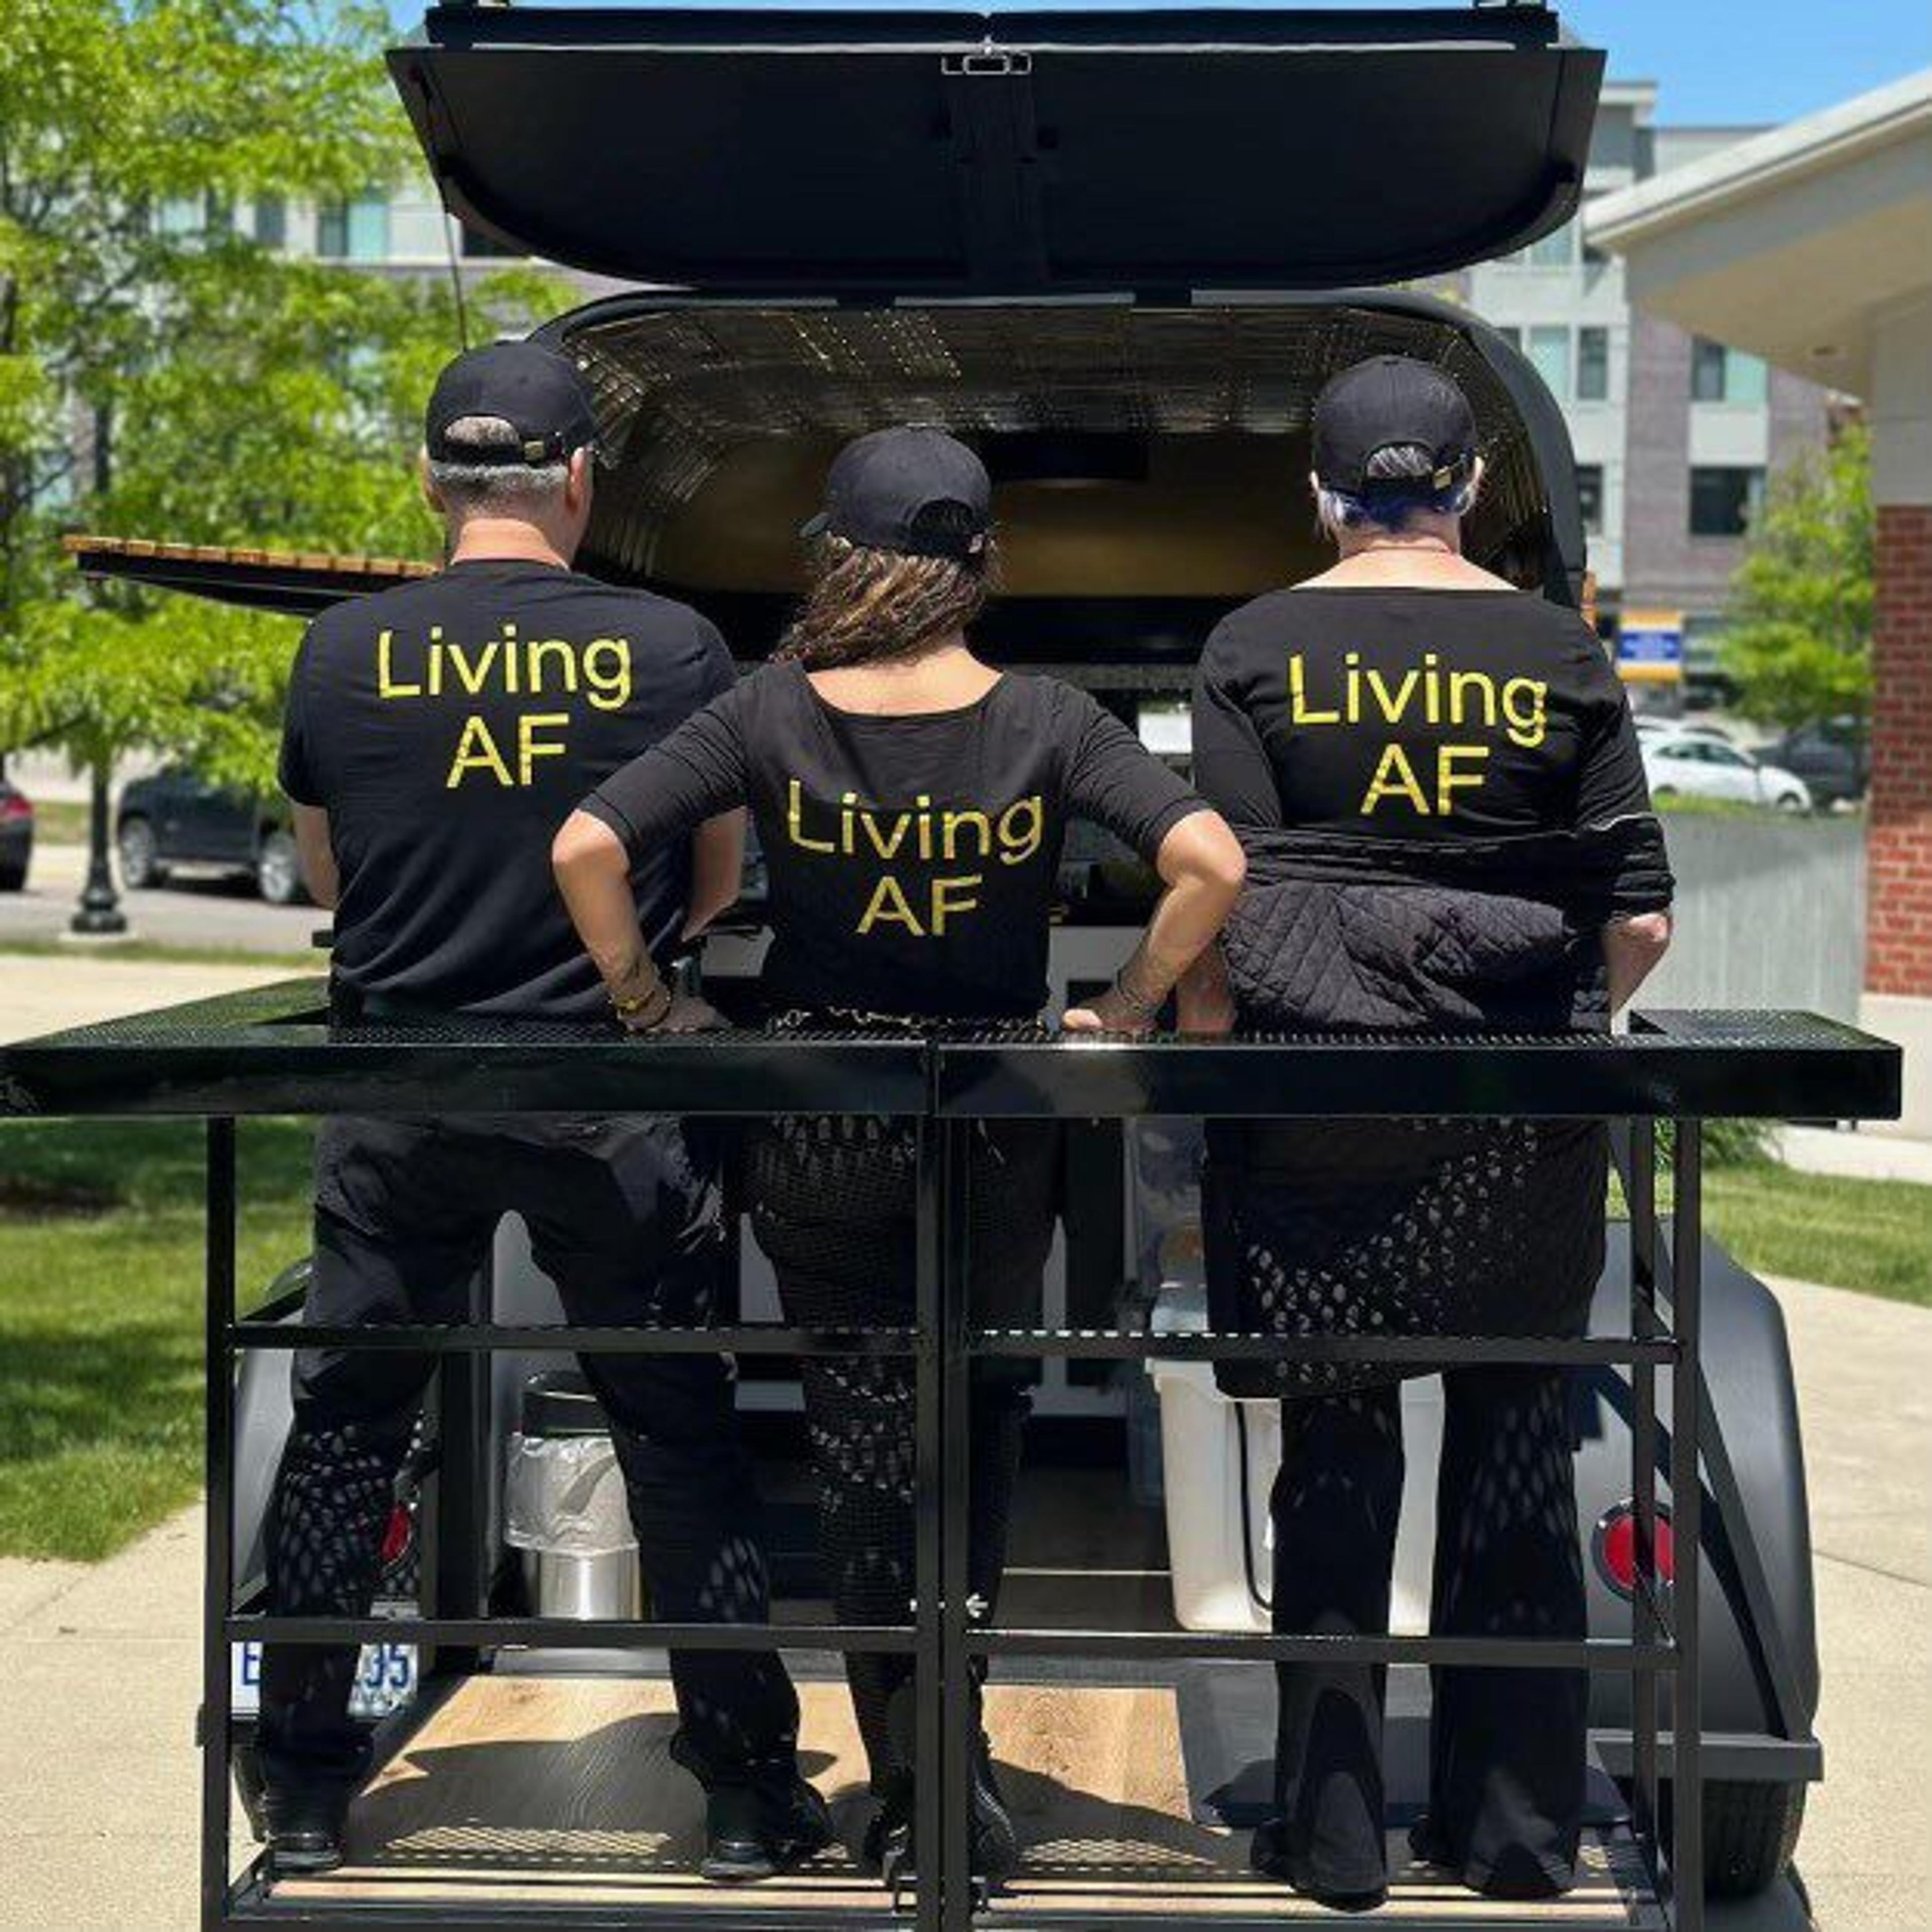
316, 192, 390, 261
154, 192, 236, 242
1527, 221, 1577, 270
1528, 325, 1571, 398
1692, 337, 1769, 406
1577, 327, 1610, 401
1726, 350, 1768, 406
154, 196, 201, 236
253, 195, 286, 251
1689, 466, 1764, 537
1576, 463, 1604, 536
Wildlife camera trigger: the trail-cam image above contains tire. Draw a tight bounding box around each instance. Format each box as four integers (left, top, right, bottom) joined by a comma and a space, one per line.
1704, 1780, 1807, 1898
116, 815, 165, 888
1774, 791, 1807, 814
255, 829, 305, 906
0, 860, 25, 893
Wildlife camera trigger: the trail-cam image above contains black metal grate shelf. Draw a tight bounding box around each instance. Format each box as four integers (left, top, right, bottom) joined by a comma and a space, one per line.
0, 996, 1898, 1932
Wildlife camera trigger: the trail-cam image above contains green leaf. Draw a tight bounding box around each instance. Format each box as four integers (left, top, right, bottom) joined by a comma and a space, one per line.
0, 2, 569, 783
1719, 426, 1875, 730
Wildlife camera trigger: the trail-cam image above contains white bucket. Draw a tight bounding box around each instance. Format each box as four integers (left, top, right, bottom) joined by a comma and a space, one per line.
1145, 1281, 1442, 1635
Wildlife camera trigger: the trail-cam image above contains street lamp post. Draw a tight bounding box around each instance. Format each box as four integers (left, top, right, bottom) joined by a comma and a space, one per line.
69, 760, 127, 935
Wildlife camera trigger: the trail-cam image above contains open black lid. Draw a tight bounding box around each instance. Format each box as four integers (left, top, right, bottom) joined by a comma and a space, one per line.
389, 6, 1604, 296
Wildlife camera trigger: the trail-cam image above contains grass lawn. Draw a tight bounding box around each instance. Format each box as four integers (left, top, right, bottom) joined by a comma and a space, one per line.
0, 938, 316, 970
1705, 1162, 1932, 1308
0, 1118, 1924, 1564
0, 1117, 312, 1561
27, 798, 90, 844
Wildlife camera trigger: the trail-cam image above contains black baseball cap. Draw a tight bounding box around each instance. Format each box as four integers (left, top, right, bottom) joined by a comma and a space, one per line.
801, 427, 993, 562
425, 341, 599, 468
1312, 355, 1478, 497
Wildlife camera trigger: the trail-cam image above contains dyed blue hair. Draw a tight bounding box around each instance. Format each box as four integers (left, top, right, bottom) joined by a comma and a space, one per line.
1316, 442, 1478, 538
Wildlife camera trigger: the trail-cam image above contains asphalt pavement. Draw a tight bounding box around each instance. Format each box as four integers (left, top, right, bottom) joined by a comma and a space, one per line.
0, 842, 321, 956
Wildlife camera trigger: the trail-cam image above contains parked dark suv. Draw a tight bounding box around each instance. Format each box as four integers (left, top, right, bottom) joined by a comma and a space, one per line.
115, 766, 305, 904
1761, 718, 1869, 808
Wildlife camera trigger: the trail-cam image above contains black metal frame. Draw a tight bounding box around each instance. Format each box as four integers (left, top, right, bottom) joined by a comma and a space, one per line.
0, 990, 1901, 1932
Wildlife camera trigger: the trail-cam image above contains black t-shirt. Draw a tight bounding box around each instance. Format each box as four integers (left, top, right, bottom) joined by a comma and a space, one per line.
1192, 586, 1670, 911
585, 661, 1204, 1019
280, 558, 734, 1016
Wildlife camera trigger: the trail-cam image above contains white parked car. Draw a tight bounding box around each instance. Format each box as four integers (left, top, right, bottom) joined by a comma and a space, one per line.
1643, 734, 1813, 812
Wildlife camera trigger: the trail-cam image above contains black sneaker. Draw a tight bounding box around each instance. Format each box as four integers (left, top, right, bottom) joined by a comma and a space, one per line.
261, 1785, 351, 1878
699, 1772, 834, 1884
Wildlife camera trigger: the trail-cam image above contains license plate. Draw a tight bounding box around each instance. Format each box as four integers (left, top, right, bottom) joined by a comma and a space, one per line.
230, 1635, 418, 1722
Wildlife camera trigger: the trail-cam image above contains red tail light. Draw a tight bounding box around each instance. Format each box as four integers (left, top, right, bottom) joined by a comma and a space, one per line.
1594, 1502, 1676, 1599
0, 794, 31, 822
379, 1502, 414, 1569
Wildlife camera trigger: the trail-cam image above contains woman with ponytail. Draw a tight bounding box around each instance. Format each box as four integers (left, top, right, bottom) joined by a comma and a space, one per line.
554, 427, 1244, 1893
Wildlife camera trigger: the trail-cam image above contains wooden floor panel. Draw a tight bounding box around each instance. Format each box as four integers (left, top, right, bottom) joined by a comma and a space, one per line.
279, 1675, 1660, 1925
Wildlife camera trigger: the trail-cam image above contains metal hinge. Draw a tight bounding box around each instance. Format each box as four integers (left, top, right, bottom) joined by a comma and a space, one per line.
943, 50, 1032, 78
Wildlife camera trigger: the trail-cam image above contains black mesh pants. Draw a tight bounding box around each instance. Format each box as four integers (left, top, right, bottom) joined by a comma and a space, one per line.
747, 1116, 1058, 1793
259, 1115, 800, 1801
1266, 1366, 1587, 1899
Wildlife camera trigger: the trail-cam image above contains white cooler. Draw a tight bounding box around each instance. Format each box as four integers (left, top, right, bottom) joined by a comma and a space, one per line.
1145, 1280, 1443, 1635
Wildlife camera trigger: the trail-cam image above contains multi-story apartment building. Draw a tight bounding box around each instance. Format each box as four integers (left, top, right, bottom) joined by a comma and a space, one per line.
177, 78, 1829, 701
1444, 83, 1832, 696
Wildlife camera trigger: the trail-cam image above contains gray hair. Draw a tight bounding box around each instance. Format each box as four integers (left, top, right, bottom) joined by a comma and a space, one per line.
427, 415, 571, 515
1316, 442, 1480, 541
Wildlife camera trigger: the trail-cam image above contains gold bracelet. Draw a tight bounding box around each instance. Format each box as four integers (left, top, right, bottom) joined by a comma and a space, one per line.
610, 979, 673, 1025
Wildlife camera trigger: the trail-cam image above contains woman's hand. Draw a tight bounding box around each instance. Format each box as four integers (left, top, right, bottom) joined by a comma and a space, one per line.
660, 993, 727, 1033
1064, 812, 1246, 1038
1062, 987, 1158, 1035
1176, 943, 1238, 1036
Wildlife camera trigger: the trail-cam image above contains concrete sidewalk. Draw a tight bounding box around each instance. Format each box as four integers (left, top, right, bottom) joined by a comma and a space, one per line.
1, 953, 305, 1045
0, 1277, 1927, 1929
1775, 1123, 1932, 1186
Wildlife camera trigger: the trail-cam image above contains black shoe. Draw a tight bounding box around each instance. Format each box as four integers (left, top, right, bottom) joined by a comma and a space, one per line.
862, 1738, 1021, 1901
699, 1773, 834, 1884
1251, 1818, 1387, 1913
1407, 1817, 1571, 1899
261, 1785, 350, 1878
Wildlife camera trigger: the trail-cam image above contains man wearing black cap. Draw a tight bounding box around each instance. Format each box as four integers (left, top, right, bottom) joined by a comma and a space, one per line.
1186, 356, 1672, 1906
260, 341, 828, 1882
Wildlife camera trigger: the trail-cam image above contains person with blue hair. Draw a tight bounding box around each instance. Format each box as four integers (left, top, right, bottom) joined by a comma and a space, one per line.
1184, 356, 1674, 1910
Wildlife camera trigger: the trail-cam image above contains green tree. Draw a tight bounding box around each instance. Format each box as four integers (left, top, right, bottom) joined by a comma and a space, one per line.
0, 2, 561, 817
1720, 424, 1875, 730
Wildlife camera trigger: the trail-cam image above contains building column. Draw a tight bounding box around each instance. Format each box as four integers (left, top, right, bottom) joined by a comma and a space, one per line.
1860, 294, 1932, 1136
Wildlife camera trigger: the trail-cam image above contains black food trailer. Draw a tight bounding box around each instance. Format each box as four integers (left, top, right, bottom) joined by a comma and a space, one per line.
37, 6, 1905, 1928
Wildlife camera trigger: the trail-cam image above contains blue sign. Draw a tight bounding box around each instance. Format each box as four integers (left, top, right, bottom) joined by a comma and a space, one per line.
1617, 611, 1684, 683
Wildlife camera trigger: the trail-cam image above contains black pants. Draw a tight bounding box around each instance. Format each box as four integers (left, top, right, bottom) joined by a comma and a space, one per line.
746, 1116, 1058, 1795
260, 1115, 800, 1798
1267, 1366, 1586, 1899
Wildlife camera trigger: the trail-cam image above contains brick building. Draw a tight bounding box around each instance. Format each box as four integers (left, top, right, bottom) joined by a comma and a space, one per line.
1592, 70, 1932, 1133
